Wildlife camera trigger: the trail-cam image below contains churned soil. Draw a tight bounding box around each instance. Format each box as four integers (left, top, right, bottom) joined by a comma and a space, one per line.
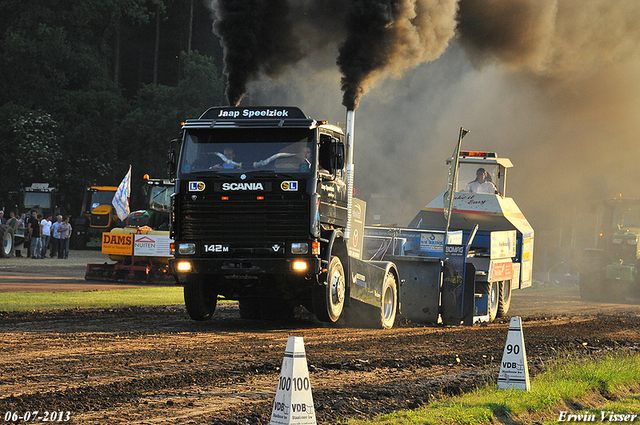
1, 254, 639, 424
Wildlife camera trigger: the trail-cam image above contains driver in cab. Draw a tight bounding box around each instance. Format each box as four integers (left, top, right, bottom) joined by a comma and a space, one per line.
462, 167, 497, 194
210, 147, 237, 169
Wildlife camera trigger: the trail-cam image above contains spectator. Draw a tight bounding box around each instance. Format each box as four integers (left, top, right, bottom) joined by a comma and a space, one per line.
0, 210, 5, 225
50, 215, 62, 258
40, 214, 52, 258
28, 210, 41, 259
17, 213, 27, 257
58, 216, 72, 259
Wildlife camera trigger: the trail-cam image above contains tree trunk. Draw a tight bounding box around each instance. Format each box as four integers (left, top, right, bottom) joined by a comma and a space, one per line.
153, 3, 160, 86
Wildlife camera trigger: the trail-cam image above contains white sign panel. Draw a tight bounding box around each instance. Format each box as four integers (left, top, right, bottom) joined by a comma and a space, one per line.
490, 230, 517, 260
133, 234, 173, 257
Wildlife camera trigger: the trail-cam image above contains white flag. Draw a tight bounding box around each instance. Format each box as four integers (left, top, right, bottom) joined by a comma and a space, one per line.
112, 165, 131, 221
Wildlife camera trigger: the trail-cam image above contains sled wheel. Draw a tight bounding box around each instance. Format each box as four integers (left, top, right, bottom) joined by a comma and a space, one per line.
497, 280, 512, 318
183, 276, 217, 321
313, 256, 345, 323
0, 225, 14, 258
488, 281, 500, 321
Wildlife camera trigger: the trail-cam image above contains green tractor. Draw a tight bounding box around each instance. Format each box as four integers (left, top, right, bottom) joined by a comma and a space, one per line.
580, 197, 640, 301
124, 176, 173, 230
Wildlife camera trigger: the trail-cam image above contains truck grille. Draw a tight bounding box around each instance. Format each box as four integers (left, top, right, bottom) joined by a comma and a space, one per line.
179, 196, 309, 243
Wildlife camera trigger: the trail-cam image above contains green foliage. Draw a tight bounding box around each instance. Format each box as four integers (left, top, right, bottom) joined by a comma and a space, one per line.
11, 110, 62, 180
0, 0, 225, 214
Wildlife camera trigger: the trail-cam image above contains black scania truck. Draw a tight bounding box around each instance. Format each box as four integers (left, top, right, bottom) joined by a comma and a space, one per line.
167, 106, 399, 328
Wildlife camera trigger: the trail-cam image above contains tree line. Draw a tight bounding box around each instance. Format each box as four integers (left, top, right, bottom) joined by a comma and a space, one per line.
0, 0, 226, 213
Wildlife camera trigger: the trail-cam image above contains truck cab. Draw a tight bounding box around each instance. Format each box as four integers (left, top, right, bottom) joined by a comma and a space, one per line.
169, 106, 354, 321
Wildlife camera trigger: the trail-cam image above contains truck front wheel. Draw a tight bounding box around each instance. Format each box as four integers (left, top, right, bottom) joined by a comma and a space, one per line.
184, 276, 217, 321
313, 256, 345, 323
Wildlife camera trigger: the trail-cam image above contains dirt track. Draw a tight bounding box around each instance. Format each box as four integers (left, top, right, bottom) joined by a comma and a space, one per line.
1, 253, 639, 424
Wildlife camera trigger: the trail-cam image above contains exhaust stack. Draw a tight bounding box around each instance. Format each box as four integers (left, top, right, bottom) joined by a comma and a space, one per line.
345, 109, 355, 241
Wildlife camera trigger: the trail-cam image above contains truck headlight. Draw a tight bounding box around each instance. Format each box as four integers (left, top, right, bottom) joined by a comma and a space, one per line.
292, 261, 308, 272
178, 243, 196, 255
291, 243, 308, 254
176, 261, 192, 272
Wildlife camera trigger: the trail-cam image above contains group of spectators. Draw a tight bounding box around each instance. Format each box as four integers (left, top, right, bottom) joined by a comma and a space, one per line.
1, 210, 72, 259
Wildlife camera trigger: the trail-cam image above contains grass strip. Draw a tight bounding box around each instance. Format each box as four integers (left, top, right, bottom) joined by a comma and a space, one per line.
346, 350, 640, 425
0, 287, 185, 311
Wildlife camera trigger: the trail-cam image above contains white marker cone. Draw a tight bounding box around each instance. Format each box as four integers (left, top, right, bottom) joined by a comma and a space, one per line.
269, 336, 317, 425
497, 316, 531, 390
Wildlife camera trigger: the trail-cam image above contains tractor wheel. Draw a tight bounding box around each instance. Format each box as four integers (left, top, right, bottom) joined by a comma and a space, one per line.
313, 256, 346, 323
488, 281, 500, 321
0, 225, 14, 258
183, 276, 217, 321
497, 280, 512, 317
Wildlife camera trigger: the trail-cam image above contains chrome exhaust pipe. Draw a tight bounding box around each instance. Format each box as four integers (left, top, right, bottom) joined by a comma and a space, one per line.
345, 109, 355, 241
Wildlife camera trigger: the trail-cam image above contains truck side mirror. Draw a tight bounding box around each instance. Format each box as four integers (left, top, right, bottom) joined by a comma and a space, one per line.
319, 135, 345, 174
332, 141, 345, 170
167, 138, 180, 180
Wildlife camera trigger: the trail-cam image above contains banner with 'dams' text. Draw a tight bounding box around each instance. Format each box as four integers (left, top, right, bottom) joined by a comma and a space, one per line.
102, 233, 173, 257
102, 233, 134, 256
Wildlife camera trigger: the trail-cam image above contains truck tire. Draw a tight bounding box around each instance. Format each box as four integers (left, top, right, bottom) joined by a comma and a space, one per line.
341, 272, 398, 329
497, 280, 512, 317
488, 281, 499, 321
313, 256, 345, 323
0, 225, 14, 258
259, 299, 295, 321
239, 298, 261, 320
184, 276, 217, 321
378, 272, 398, 329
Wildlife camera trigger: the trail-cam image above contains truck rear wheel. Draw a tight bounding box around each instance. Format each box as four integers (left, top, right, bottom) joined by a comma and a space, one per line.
184, 276, 217, 321
497, 280, 512, 317
378, 272, 398, 329
313, 256, 345, 323
0, 225, 14, 258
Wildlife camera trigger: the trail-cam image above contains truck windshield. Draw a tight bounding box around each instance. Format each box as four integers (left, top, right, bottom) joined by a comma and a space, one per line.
90, 190, 115, 210
613, 204, 640, 228
457, 163, 500, 194
149, 185, 174, 212
179, 128, 314, 175
23, 192, 52, 209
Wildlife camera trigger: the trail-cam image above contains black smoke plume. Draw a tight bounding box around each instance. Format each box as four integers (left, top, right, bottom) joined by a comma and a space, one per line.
210, 0, 304, 106
207, 0, 458, 108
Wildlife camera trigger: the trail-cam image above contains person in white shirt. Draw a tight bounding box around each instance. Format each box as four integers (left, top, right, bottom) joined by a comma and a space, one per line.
40, 214, 52, 258
463, 168, 497, 194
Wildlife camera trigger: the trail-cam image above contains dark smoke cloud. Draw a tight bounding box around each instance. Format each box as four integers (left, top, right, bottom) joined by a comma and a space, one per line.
208, 0, 640, 110
338, 0, 458, 109
209, 0, 304, 106
457, 0, 640, 79
207, 0, 458, 108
